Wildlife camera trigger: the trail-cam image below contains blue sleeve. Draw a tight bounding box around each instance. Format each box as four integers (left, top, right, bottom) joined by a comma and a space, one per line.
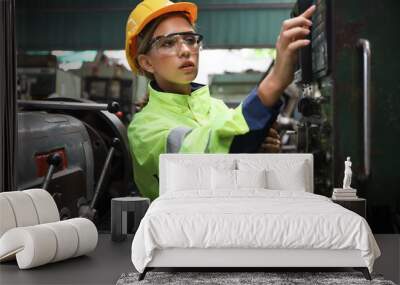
229, 87, 283, 153
241, 87, 282, 130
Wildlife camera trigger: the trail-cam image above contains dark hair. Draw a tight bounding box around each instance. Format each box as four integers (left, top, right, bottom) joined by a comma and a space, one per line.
134, 11, 195, 81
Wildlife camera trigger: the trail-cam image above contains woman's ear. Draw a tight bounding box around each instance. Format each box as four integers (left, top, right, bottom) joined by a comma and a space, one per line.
137, 54, 155, 74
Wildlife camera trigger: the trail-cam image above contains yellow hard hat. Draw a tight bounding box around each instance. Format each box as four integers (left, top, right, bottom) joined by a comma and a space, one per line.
125, 0, 198, 74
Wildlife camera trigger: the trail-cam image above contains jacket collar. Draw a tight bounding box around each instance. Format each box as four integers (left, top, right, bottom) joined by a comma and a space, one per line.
150, 80, 204, 93
148, 81, 211, 116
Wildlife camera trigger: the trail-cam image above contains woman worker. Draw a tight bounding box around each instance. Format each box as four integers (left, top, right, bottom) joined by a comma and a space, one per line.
125, 0, 315, 200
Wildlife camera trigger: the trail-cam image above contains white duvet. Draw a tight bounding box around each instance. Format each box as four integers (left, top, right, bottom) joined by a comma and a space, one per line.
131, 190, 380, 273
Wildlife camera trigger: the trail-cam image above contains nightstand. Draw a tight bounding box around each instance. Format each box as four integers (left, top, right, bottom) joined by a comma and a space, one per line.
331, 197, 366, 218
111, 197, 150, 242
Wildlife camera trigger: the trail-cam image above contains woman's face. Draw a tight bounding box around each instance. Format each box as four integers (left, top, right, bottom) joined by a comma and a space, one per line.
141, 15, 200, 85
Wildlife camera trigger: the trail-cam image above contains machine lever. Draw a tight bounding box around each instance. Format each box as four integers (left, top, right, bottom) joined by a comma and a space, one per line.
17, 100, 120, 114
90, 137, 120, 209
42, 153, 62, 190
79, 138, 120, 220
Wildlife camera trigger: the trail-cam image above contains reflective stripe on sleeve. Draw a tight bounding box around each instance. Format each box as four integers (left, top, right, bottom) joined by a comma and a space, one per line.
166, 126, 193, 153
204, 131, 212, 153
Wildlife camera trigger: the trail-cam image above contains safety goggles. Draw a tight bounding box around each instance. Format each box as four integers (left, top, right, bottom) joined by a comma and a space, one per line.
146, 32, 203, 55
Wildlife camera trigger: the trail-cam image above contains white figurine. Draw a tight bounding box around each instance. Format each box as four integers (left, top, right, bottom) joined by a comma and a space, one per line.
342, 157, 353, 189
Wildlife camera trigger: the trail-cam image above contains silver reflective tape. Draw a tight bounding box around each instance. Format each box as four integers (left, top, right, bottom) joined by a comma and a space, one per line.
204, 131, 212, 153
166, 126, 193, 153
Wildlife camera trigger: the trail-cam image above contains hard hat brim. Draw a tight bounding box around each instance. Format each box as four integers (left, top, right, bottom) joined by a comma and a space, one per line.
126, 2, 198, 74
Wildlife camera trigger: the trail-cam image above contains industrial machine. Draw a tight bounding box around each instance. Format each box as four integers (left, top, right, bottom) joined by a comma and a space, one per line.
78, 53, 136, 125
17, 54, 81, 100
287, 0, 400, 233
15, 53, 138, 230
17, 53, 137, 126
17, 99, 136, 230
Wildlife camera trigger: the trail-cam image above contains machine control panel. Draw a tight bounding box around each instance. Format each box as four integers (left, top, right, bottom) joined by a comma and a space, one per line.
292, 0, 331, 84
311, 0, 330, 79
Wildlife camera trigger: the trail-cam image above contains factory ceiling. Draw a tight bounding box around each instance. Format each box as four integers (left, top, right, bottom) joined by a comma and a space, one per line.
16, 0, 294, 50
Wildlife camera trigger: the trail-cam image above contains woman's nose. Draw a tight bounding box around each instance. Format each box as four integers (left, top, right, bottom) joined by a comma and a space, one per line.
177, 41, 191, 57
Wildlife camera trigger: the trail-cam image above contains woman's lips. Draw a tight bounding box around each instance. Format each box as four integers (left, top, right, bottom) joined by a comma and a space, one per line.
180, 65, 195, 72
179, 61, 195, 70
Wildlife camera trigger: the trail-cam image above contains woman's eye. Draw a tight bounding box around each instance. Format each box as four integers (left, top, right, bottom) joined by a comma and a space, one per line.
184, 36, 196, 45
160, 39, 176, 48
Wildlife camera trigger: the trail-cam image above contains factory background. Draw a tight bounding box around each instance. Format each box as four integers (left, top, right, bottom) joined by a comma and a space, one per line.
1, 0, 399, 283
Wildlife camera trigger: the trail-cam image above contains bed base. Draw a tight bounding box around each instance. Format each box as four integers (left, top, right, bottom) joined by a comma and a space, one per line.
138, 267, 371, 281
138, 267, 372, 281
138, 248, 372, 281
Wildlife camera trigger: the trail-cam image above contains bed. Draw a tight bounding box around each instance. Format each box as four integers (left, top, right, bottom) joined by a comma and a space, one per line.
131, 154, 381, 280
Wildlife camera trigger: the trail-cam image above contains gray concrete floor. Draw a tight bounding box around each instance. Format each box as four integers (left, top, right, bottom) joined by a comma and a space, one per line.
0, 233, 135, 285
1, 234, 399, 285
373, 234, 400, 284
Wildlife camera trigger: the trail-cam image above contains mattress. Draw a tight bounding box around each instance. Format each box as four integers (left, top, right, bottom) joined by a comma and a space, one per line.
131, 189, 380, 273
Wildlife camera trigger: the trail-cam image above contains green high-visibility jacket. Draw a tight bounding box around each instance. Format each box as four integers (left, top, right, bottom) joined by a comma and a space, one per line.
128, 81, 281, 200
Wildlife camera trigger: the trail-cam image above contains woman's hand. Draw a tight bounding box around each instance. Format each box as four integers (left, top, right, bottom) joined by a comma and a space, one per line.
258, 124, 281, 153
257, 5, 315, 107
272, 5, 316, 90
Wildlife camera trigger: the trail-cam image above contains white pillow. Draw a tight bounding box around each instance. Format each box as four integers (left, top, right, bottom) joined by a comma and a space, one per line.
266, 167, 306, 191
236, 169, 267, 189
167, 162, 211, 191
237, 159, 309, 192
211, 168, 237, 190
211, 168, 267, 190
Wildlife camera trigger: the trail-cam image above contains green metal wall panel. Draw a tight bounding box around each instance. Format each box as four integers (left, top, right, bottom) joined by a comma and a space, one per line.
326, 0, 400, 233
16, 0, 294, 50
196, 8, 290, 48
